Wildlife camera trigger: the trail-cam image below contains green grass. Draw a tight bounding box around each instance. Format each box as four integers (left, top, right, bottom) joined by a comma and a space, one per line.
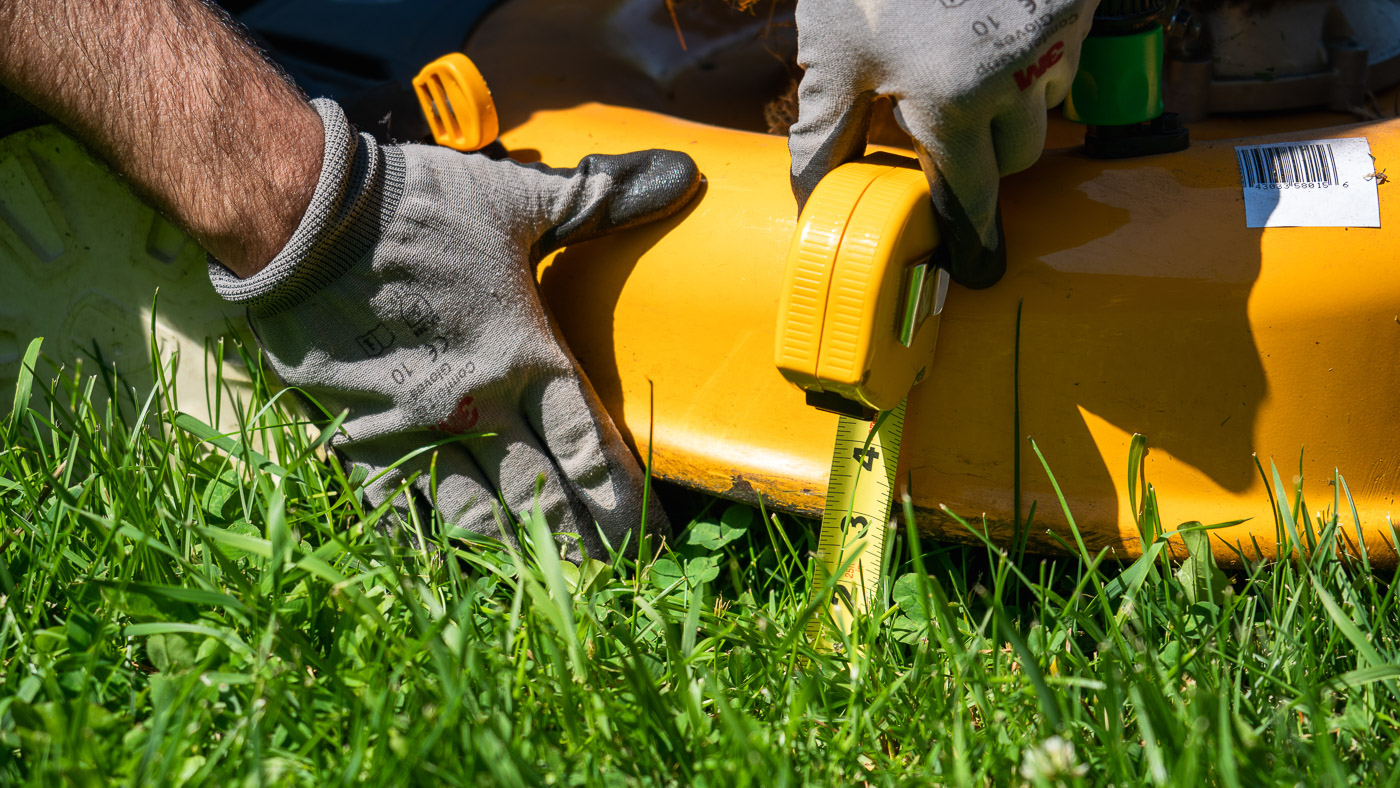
4, 333, 1400, 787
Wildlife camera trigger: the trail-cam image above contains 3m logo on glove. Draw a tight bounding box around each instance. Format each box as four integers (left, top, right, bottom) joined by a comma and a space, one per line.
1013, 41, 1063, 90
432, 394, 480, 434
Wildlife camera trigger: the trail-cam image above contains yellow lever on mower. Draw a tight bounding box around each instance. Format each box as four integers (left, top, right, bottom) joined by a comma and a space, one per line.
413, 52, 499, 152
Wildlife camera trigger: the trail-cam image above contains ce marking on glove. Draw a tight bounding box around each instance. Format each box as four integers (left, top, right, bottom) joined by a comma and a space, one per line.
423, 335, 450, 363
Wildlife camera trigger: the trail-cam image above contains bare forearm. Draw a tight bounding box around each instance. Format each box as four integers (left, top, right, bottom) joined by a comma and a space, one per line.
0, 0, 322, 276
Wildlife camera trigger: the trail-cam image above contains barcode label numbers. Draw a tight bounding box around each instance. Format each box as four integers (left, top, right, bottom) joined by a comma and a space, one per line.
1235, 137, 1380, 228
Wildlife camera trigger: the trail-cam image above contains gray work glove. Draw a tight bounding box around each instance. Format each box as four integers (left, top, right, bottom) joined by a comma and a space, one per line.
789, 0, 1096, 288
210, 100, 701, 557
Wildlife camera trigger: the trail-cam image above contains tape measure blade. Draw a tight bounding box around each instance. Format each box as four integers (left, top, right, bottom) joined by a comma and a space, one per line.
810, 399, 908, 648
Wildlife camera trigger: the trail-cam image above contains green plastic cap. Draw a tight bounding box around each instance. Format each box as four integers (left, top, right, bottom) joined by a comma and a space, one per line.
1063, 25, 1164, 126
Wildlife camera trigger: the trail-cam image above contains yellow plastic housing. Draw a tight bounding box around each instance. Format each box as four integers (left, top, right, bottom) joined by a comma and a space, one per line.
412, 53, 499, 152
776, 157, 946, 413
774, 161, 886, 397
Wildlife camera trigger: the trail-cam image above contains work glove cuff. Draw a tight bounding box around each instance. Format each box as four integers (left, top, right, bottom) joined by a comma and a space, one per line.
207, 98, 406, 315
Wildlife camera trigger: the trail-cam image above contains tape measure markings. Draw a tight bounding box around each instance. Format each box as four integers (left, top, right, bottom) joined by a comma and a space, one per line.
807, 399, 907, 650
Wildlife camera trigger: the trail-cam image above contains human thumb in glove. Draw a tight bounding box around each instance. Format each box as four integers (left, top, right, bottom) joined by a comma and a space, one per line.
788, 0, 1096, 289
210, 99, 701, 557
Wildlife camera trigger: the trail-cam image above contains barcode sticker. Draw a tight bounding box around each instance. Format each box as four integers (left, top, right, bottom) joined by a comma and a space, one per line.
1235, 138, 1380, 228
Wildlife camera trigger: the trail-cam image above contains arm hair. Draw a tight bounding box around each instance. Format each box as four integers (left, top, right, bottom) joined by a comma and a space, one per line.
0, 0, 324, 276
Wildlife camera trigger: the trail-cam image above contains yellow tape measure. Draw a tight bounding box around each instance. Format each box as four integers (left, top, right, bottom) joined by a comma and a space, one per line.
773, 152, 948, 650
806, 400, 906, 649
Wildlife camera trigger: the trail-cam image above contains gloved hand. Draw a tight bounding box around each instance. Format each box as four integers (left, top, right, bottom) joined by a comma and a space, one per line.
210, 100, 701, 557
789, 0, 1096, 288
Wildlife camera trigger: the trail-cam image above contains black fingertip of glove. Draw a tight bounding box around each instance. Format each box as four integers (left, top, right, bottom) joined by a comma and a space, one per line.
788, 88, 880, 213
929, 185, 1007, 291
542, 150, 702, 252
596, 149, 702, 229
941, 207, 1007, 290
790, 170, 819, 212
